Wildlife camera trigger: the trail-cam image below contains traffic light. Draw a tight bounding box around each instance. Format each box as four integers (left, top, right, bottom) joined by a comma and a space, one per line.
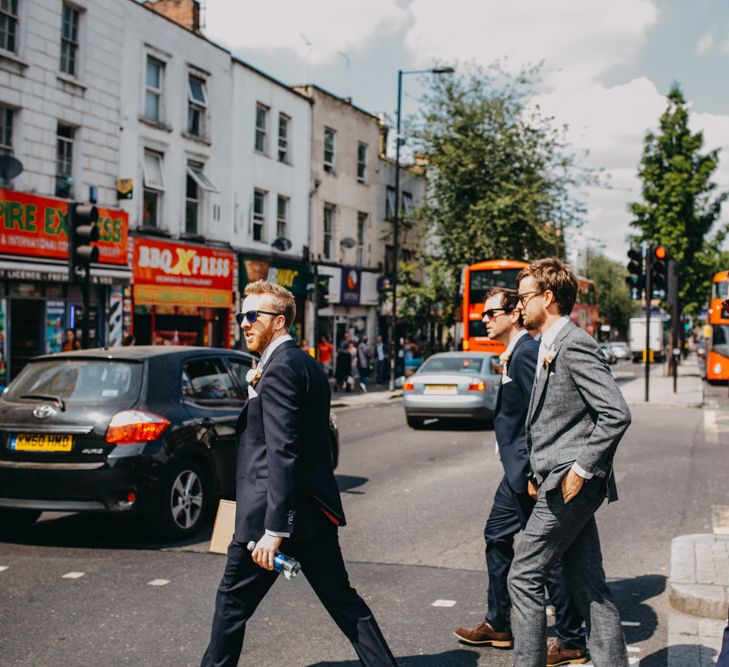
625, 246, 644, 296
316, 275, 330, 310
651, 245, 668, 290
68, 202, 99, 284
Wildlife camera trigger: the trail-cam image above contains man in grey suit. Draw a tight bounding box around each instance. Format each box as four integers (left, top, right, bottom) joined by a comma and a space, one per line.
508, 258, 631, 667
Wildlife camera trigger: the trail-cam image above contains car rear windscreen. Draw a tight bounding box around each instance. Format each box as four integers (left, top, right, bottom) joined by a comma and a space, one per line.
419, 356, 495, 375
5, 360, 143, 405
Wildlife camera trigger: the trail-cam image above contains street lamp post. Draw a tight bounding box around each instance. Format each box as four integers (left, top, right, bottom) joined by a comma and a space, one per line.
388, 66, 454, 391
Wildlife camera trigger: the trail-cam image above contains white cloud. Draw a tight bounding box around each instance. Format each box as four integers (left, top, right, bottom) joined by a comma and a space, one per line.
697, 31, 714, 54
405, 0, 658, 91
204, 0, 409, 64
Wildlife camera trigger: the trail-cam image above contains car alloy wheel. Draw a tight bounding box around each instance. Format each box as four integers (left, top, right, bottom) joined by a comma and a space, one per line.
169, 468, 204, 530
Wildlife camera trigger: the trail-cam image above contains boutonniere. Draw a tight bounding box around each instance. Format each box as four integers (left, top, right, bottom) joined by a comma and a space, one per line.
499, 354, 511, 375
541, 345, 557, 371
246, 363, 262, 386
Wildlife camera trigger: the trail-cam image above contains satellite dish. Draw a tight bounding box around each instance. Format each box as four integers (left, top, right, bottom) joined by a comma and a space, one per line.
0, 155, 23, 182
271, 236, 292, 251
340, 237, 356, 249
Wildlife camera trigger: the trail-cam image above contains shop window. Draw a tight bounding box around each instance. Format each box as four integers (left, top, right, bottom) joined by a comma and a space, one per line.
0, 0, 18, 54
253, 189, 266, 241
323, 127, 335, 172
0, 105, 13, 159
55, 123, 75, 198
323, 204, 334, 259
143, 149, 165, 228
357, 212, 367, 266
278, 113, 290, 163
60, 3, 80, 77
357, 142, 367, 183
182, 357, 240, 401
255, 103, 268, 154
144, 55, 165, 122
187, 73, 207, 137
276, 195, 288, 239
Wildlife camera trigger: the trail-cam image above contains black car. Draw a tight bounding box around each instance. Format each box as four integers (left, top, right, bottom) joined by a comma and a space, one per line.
0, 346, 339, 540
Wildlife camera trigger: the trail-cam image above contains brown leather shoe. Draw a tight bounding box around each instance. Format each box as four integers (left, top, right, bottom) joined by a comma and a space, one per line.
453, 620, 513, 648
546, 637, 588, 665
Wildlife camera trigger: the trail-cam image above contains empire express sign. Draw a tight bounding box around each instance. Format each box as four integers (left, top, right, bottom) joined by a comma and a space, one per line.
133, 237, 235, 308
0, 189, 128, 265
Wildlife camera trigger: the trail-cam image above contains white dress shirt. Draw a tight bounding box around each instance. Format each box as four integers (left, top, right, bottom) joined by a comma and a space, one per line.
535, 316, 593, 480
258, 333, 294, 539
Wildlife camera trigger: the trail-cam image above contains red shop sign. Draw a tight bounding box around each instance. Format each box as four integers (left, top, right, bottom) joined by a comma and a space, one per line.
0, 189, 129, 265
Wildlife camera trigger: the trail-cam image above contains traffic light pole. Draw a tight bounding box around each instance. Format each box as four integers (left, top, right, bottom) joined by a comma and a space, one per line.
644, 245, 653, 402
81, 278, 91, 349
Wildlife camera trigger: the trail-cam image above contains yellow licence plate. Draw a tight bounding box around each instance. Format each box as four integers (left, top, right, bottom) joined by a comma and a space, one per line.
9, 434, 73, 452
424, 384, 457, 394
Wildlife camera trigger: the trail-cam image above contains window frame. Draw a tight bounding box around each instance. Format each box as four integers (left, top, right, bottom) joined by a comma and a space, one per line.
60, 3, 80, 77
385, 186, 396, 220
278, 113, 290, 163
401, 190, 414, 215
323, 204, 334, 259
181, 356, 243, 405
55, 122, 75, 198
323, 127, 335, 172
357, 142, 367, 183
255, 103, 269, 155
187, 73, 207, 137
0, 105, 13, 156
253, 188, 267, 242
0, 0, 19, 54
144, 55, 165, 123
357, 212, 367, 266
185, 162, 201, 235
142, 149, 165, 229
276, 195, 288, 239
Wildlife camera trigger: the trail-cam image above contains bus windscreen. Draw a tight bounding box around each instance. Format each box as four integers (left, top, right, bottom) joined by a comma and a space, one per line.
468, 268, 522, 304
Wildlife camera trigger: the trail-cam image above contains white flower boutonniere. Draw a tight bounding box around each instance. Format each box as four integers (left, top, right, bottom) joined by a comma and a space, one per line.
499, 353, 511, 375
246, 365, 262, 386
541, 345, 557, 371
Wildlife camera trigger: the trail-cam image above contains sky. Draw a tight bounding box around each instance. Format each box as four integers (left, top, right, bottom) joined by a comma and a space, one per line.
202, 0, 729, 264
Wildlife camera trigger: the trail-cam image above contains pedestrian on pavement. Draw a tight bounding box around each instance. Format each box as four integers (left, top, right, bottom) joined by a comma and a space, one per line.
317, 334, 333, 377
357, 336, 372, 388
201, 281, 397, 667
454, 287, 587, 664
346, 340, 365, 393
508, 259, 631, 667
62, 328, 81, 351
717, 608, 729, 666
375, 336, 387, 384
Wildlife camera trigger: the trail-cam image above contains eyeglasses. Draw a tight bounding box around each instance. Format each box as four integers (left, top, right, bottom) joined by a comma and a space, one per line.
482, 308, 507, 319
517, 290, 543, 307
235, 309, 282, 326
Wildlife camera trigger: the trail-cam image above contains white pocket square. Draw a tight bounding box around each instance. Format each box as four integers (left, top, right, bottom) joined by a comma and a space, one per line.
248, 384, 258, 399
502, 374, 513, 384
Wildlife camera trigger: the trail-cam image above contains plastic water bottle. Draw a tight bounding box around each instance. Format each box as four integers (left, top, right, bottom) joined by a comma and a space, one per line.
247, 541, 301, 580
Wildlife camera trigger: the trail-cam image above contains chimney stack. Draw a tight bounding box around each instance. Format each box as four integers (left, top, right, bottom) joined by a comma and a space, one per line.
144, 0, 202, 33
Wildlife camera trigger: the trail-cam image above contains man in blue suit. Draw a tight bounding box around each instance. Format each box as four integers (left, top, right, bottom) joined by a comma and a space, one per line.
454, 288, 586, 666
202, 281, 396, 667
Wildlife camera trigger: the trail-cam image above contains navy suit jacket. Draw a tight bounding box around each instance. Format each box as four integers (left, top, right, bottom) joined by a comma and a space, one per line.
493, 333, 539, 494
234, 339, 345, 542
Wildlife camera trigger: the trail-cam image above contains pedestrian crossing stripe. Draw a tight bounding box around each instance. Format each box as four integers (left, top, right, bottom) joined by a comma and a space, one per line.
147, 579, 170, 586
0, 566, 7, 572
62, 572, 85, 579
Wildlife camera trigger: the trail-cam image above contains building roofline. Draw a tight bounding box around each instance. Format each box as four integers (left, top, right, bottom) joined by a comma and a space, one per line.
293, 84, 382, 122
231, 57, 313, 103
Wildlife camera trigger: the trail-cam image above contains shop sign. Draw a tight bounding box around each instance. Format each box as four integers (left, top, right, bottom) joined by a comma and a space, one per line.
0, 189, 129, 265
133, 237, 234, 308
340, 266, 361, 305
242, 258, 312, 297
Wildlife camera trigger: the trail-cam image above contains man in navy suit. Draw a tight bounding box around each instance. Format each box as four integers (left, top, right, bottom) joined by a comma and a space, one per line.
201, 281, 397, 667
454, 288, 586, 665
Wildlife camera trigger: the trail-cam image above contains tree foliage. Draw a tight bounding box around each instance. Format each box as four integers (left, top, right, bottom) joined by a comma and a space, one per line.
629, 84, 729, 315
584, 254, 637, 337
403, 63, 592, 323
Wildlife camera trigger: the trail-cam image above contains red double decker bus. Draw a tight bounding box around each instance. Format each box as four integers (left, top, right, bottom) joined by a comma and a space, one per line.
461, 259, 599, 355
706, 270, 729, 382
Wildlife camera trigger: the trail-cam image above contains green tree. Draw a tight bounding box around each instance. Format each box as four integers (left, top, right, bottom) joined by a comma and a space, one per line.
584, 254, 638, 338
629, 84, 729, 315
405, 63, 592, 322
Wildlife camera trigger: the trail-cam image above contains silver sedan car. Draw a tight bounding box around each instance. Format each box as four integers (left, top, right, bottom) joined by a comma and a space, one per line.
402, 352, 501, 428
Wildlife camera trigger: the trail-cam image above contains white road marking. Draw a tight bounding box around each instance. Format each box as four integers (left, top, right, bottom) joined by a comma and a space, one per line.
0, 566, 7, 572
712, 505, 729, 535
62, 572, 85, 579
431, 599, 456, 607
628, 645, 641, 652
705, 410, 719, 444
621, 621, 641, 627
147, 579, 170, 586
628, 658, 640, 665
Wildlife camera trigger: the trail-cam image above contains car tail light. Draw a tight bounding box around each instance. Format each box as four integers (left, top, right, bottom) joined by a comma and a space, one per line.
468, 382, 486, 392
106, 410, 170, 444
403, 382, 414, 391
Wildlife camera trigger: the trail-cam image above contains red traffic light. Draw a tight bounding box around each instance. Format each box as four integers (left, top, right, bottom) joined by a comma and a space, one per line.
654, 246, 667, 260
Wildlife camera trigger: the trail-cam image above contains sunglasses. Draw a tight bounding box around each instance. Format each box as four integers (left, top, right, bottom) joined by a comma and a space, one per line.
482, 308, 507, 319
235, 309, 283, 326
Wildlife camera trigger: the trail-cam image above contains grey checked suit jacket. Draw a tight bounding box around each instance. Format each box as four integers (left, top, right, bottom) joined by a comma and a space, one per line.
526, 321, 631, 501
